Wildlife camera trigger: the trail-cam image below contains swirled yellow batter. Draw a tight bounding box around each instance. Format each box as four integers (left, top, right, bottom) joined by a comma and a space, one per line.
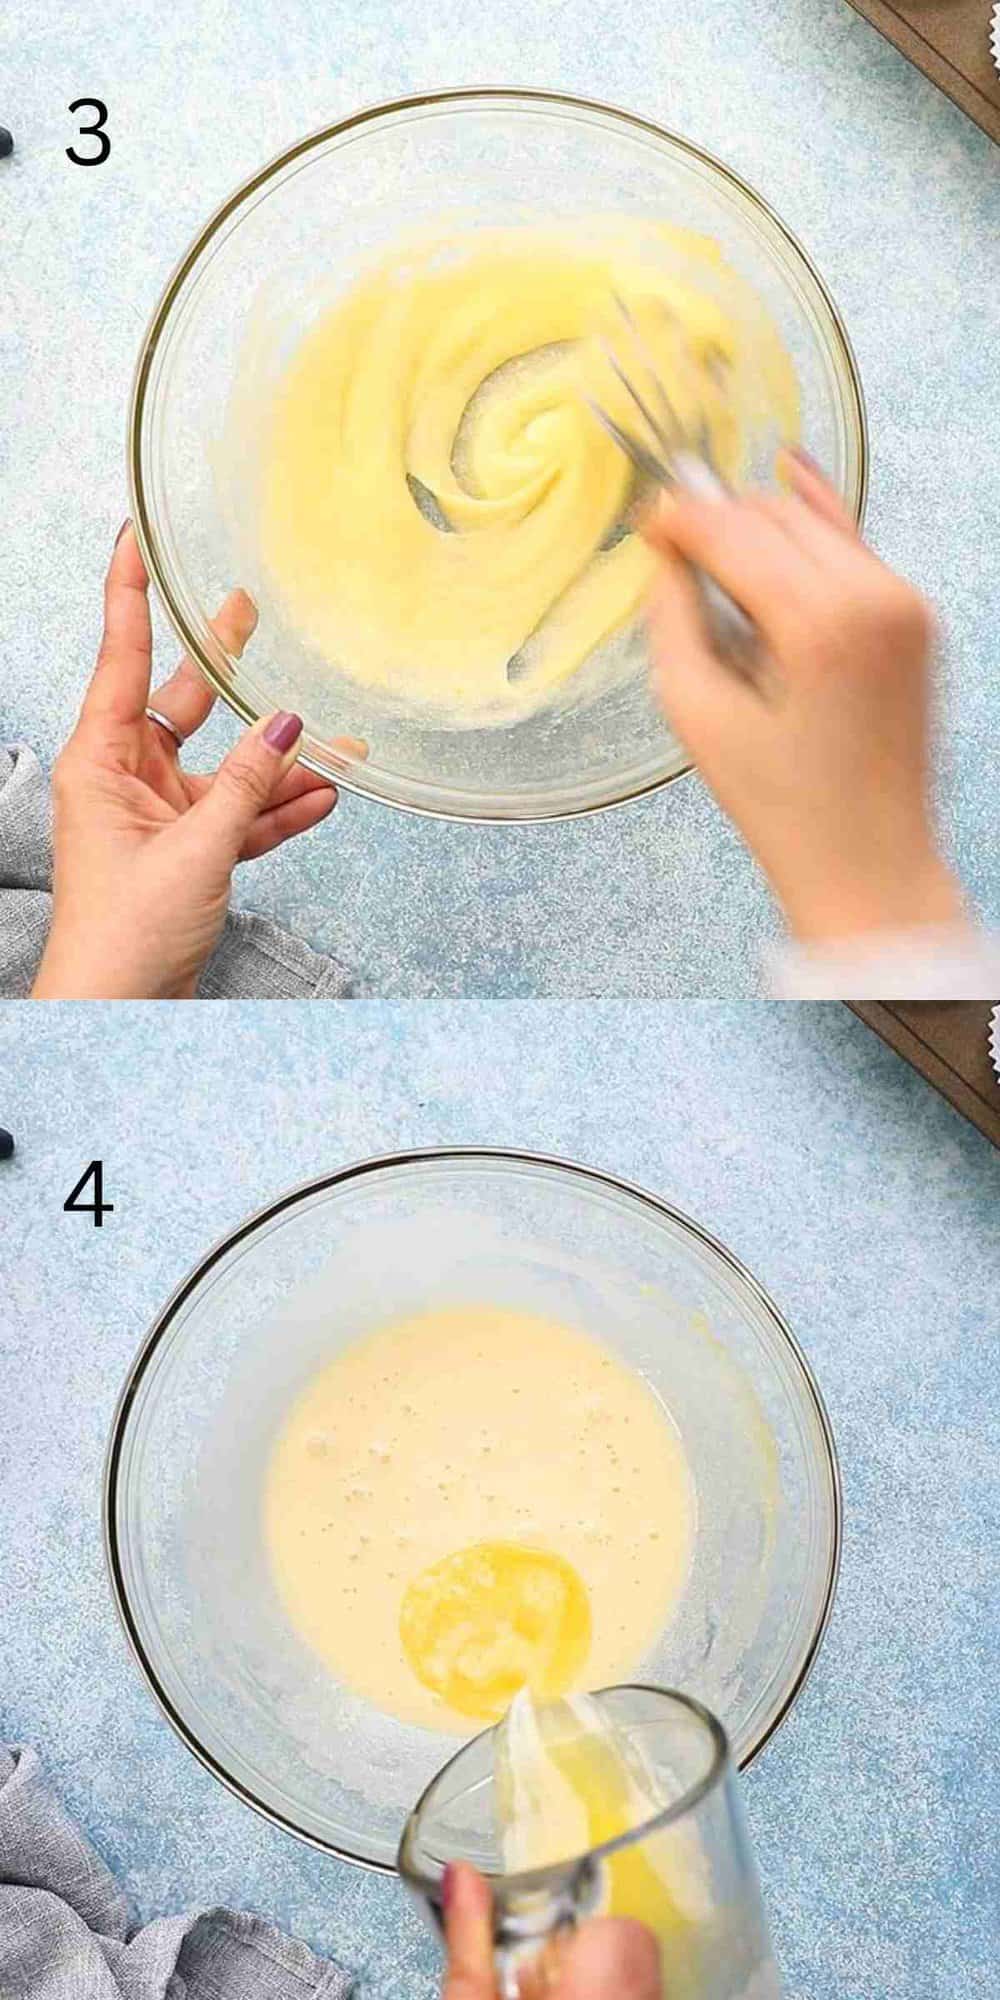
257, 220, 798, 725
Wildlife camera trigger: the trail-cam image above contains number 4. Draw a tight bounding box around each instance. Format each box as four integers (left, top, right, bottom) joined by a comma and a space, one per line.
64, 1160, 114, 1227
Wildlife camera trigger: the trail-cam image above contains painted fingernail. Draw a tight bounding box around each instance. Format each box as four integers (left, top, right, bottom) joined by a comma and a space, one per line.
263, 711, 303, 754
441, 1863, 457, 1914
115, 518, 131, 546
789, 446, 824, 477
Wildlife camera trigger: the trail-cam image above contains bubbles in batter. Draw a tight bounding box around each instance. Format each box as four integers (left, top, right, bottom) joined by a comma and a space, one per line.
263, 1305, 695, 1733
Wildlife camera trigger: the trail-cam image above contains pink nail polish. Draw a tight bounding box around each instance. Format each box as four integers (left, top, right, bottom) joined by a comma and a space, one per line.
264, 711, 303, 754
789, 446, 823, 478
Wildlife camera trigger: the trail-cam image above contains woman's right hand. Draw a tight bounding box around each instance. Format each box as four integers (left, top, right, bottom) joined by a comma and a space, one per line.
643, 451, 966, 949
441, 1864, 662, 2000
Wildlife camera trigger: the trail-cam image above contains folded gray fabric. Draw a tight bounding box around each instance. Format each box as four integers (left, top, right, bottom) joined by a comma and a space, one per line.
0, 1745, 352, 2000
0, 744, 354, 999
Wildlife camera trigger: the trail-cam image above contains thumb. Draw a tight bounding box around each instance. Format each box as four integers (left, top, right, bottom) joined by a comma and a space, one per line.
642, 503, 737, 702
647, 551, 753, 738
441, 1864, 496, 1999
190, 711, 305, 859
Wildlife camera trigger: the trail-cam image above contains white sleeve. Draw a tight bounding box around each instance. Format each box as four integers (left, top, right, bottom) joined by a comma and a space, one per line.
767, 925, 1000, 1000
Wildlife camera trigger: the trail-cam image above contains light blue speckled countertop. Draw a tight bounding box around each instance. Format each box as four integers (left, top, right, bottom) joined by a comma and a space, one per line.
1, 1001, 997, 1995
1, 1, 999, 994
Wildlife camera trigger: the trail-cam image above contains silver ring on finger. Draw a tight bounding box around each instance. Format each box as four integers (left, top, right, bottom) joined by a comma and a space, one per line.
145, 705, 186, 751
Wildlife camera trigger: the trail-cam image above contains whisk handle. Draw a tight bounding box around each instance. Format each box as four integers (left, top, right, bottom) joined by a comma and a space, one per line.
695, 570, 757, 667
672, 451, 758, 671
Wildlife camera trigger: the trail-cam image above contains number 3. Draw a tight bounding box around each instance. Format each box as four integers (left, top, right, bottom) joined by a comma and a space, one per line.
67, 98, 110, 166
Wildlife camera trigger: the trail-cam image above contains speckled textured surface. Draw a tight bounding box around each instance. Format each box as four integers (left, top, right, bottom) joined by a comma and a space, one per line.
0, 1000, 997, 1995
1, 1, 999, 994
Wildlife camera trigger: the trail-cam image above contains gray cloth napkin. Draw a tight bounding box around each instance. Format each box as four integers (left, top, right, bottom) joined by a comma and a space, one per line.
0, 1745, 353, 2000
0, 745, 355, 999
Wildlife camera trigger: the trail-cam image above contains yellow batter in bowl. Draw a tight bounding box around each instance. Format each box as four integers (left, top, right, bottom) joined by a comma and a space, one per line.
257, 219, 799, 726
264, 1304, 695, 1733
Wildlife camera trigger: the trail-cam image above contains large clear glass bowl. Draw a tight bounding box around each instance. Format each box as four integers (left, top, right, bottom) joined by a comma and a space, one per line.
105, 1149, 841, 1872
129, 89, 867, 822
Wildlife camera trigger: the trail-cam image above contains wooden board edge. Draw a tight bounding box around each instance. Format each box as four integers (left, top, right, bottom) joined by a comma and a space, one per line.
841, 0, 1000, 144
847, 1003, 1000, 1146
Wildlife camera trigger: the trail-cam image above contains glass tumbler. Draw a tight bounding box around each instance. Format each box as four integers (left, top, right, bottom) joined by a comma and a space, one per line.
398, 1685, 782, 1999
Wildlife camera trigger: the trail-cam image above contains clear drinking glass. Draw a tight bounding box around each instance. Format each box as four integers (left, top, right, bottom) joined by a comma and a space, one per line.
398, 1684, 781, 2000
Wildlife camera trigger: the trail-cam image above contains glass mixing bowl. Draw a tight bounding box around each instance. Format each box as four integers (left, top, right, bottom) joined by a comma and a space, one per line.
130, 89, 868, 822
105, 1148, 841, 1872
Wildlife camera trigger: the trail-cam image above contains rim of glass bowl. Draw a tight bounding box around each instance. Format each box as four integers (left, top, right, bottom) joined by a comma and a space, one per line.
128, 86, 870, 825
103, 1160, 844, 1872
103, 1145, 843, 1874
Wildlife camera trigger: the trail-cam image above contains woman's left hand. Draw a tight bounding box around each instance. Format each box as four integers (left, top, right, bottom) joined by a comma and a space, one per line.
32, 524, 339, 999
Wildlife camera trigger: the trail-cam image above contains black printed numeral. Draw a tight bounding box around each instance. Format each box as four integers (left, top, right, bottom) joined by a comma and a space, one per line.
64, 1159, 114, 1227
67, 99, 110, 166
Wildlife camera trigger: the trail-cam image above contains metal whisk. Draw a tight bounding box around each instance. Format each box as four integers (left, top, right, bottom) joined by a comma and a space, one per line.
587, 293, 756, 668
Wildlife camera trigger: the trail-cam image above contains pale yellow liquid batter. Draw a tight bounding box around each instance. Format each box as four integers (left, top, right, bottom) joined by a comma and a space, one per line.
264, 1305, 695, 1733
258, 219, 798, 725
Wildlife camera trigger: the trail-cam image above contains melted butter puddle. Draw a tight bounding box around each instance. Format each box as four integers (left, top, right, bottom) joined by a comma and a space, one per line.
399, 1540, 592, 1721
